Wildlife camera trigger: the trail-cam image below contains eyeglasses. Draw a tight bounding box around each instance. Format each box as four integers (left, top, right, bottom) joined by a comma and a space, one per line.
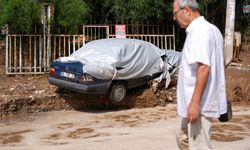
173, 8, 184, 17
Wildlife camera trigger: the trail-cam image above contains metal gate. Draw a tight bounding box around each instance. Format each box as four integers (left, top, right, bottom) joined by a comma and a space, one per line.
5, 25, 175, 75
5, 25, 109, 74
5, 34, 48, 74
82, 25, 109, 44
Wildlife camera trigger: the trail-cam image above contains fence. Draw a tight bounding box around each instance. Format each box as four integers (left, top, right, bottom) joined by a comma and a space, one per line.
109, 24, 175, 50
6, 35, 46, 74
6, 24, 175, 74
6, 34, 85, 74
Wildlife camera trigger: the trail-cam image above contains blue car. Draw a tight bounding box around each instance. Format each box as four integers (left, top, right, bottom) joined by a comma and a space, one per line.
49, 38, 180, 106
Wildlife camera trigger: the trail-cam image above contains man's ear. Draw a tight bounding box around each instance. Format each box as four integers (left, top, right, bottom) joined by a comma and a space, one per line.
184, 7, 192, 16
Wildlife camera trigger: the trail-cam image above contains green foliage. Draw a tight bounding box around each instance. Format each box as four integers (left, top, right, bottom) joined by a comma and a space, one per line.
0, 0, 42, 34
53, 0, 90, 33
84, 0, 170, 24
112, 0, 166, 22
235, 0, 250, 42
197, 0, 208, 16
84, 0, 113, 24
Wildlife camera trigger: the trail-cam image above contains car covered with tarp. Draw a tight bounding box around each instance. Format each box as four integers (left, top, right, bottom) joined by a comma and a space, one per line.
48, 38, 181, 105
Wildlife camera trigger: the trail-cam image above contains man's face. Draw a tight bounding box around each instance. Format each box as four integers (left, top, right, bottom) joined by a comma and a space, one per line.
172, 2, 188, 29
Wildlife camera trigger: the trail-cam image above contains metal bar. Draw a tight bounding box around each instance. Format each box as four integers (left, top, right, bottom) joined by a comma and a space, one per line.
59, 36, 61, 57
5, 27, 9, 74
106, 26, 109, 39
43, 34, 46, 70
73, 35, 76, 52
161, 36, 163, 49
82, 25, 109, 28
9, 35, 12, 73
78, 35, 80, 49
157, 36, 159, 48
82, 34, 85, 47
53, 36, 56, 61
64, 35, 66, 56
14, 35, 17, 72
47, 5, 51, 69
94, 27, 96, 40
173, 26, 176, 50
29, 35, 32, 72
19, 36, 22, 73
6, 72, 45, 75
98, 26, 100, 39
39, 35, 42, 72
47, 34, 50, 69
165, 36, 167, 50
83, 26, 86, 45
34, 35, 37, 73
90, 27, 92, 41
169, 37, 171, 49
86, 27, 88, 42
68, 36, 71, 56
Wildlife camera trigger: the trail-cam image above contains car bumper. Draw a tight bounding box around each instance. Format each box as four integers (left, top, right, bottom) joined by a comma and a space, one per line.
48, 77, 111, 94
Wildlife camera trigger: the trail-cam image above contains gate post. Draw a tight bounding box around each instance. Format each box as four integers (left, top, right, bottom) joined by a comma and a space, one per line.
47, 4, 51, 70
5, 25, 8, 74
42, 2, 51, 72
224, 0, 236, 65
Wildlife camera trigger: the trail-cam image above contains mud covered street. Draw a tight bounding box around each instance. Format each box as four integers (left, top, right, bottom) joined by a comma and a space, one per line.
0, 105, 250, 150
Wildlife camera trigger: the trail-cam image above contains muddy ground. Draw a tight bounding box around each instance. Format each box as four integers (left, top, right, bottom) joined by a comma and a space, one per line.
0, 104, 250, 150
0, 43, 249, 149
0, 44, 250, 116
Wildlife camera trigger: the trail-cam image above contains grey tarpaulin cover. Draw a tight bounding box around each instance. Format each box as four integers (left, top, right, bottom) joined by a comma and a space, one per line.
57, 38, 165, 80
152, 50, 181, 89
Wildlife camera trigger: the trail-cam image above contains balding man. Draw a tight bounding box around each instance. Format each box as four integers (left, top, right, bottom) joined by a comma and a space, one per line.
172, 0, 227, 149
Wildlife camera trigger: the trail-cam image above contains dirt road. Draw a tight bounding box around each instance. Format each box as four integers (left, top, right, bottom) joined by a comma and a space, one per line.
0, 105, 250, 150
0, 44, 250, 150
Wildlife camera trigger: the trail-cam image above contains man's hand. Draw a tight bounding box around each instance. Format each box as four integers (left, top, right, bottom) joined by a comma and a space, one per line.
187, 62, 210, 124
187, 100, 200, 124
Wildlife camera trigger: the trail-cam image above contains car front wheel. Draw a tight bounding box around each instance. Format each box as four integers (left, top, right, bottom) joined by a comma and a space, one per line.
109, 82, 127, 106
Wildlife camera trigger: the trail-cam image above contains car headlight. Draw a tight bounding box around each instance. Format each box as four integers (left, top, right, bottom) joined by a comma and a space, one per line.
80, 74, 94, 82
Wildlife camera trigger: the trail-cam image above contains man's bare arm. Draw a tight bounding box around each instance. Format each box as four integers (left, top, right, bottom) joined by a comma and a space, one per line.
187, 62, 210, 124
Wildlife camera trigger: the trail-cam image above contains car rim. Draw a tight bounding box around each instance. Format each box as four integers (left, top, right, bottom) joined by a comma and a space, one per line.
113, 85, 126, 102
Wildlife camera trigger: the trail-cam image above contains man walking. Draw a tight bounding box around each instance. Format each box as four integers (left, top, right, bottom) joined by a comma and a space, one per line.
172, 0, 228, 149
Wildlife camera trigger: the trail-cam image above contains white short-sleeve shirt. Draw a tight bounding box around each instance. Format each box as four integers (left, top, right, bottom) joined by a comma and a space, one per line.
177, 16, 227, 118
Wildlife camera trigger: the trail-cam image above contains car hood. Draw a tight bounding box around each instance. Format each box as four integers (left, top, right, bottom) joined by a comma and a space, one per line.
56, 38, 165, 80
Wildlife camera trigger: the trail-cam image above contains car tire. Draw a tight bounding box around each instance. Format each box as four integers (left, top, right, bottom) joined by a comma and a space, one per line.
57, 87, 65, 94
108, 82, 127, 106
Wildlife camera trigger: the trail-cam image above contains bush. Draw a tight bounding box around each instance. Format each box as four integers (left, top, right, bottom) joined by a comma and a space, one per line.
112, 0, 166, 22
0, 0, 42, 34
235, 1, 250, 43
53, 0, 90, 34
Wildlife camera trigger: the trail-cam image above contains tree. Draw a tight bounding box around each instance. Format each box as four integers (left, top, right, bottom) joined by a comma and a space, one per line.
235, 0, 250, 42
53, 0, 90, 33
111, 0, 167, 23
0, 0, 42, 34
